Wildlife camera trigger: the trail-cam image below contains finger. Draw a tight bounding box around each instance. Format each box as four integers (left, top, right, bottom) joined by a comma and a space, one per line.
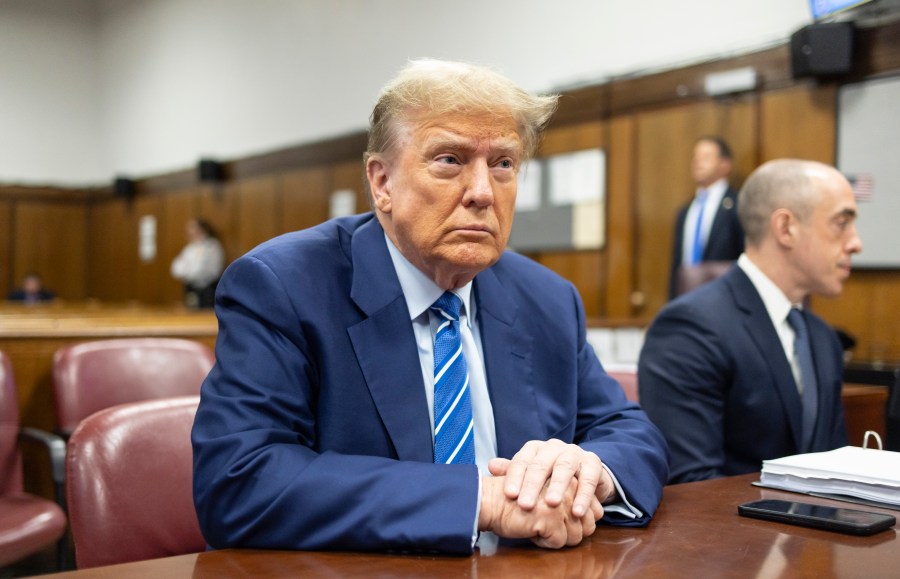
516, 439, 574, 509
488, 457, 511, 477
590, 496, 605, 521
503, 441, 542, 501
563, 501, 586, 547
532, 518, 569, 550
580, 506, 598, 541
540, 447, 585, 509
570, 454, 603, 517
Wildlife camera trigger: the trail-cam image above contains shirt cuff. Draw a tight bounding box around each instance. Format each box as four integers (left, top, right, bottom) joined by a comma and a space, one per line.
600, 462, 643, 521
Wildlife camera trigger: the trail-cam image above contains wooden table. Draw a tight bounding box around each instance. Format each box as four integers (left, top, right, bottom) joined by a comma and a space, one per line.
44, 473, 898, 578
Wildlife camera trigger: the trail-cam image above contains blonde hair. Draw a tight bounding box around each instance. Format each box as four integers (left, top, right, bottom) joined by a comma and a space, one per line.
365, 58, 558, 163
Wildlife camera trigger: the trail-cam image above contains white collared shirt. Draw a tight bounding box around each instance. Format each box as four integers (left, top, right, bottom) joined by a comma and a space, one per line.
737, 254, 804, 393
682, 178, 729, 265
383, 235, 499, 473
384, 234, 642, 536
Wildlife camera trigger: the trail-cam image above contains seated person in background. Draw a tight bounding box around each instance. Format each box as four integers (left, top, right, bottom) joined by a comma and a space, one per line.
639, 159, 862, 484
170, 218, 225, 308
7, 273, 55, 304
192, 58, 668, 554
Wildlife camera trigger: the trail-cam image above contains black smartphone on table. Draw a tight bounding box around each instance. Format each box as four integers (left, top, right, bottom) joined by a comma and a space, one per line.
738, 499, 896, 536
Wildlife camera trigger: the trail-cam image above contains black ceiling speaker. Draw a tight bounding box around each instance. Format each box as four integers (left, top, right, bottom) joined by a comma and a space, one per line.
198, 159, 226, 182
791, 22, 855, 79
113, 177, 136, 199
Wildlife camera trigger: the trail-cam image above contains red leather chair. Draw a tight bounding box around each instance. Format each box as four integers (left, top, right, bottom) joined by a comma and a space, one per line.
674, 260, 734, 297
607, 366, 639, 403
0, 350, 67, 570
65, 396, 206, 568
52, 338, 214, 436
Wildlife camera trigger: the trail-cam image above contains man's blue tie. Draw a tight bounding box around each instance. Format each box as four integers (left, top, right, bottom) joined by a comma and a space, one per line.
788, 308, 818, 452
430, 292, 475, 465
690, 189, 709, 265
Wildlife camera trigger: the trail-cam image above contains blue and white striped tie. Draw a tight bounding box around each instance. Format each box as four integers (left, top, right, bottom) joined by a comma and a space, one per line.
430, 292, 475, 465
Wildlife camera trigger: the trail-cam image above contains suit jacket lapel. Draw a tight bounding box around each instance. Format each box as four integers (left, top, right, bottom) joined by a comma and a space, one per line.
346, 217, 433, 462
726, 268, 804, 449
706, 187, 737, 257
474, 267, 541, 458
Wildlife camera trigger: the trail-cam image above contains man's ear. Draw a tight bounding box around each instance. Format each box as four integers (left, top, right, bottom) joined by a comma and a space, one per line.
771, 208, 797, 248
366, 156, 392, 214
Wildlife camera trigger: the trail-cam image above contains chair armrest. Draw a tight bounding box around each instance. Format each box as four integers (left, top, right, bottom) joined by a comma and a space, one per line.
19, 426, 67, 509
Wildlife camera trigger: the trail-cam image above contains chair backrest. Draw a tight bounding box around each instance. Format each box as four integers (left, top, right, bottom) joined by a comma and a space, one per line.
607, 367, 639, 403
65, 396, 206, 569
52, 337, 214, 435
0, 350, 24, 494
675, 261, 734, 297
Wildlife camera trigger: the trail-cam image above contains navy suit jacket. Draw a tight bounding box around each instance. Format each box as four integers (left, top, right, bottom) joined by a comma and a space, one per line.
668, 186, 744, 298
192, 213, 668, 554
639, 265, 847, 484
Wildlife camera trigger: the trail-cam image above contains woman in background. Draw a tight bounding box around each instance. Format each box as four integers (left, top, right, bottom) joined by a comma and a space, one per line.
171, 219, 225, 308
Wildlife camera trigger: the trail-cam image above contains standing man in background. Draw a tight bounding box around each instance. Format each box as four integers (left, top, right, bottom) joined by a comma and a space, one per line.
668, 136, 744, 298
640, 159, 862, 483
192, 58, 668, 554
170, 218, 225, 308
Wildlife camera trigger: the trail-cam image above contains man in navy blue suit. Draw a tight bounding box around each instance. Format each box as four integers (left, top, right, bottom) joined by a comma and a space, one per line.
668, 136, 744, 298
192, 59, 668, 554
640, 159, 863, 484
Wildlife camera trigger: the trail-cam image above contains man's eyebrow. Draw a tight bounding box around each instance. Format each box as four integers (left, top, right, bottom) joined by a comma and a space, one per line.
423, 135, 476, 153
832, 207, 857, 220
423, 133, 523, 157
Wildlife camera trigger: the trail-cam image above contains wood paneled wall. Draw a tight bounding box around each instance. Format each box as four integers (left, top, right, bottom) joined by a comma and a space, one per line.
11, 200, 88, 301
2, 19, 898, 363
0, 200, 11, 298
80, 158, 367, 305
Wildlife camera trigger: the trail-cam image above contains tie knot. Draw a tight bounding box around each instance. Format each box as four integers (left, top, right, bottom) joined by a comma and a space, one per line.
431, 291, 462, 321
697, 189, 709, 202
787, 308, 807, 336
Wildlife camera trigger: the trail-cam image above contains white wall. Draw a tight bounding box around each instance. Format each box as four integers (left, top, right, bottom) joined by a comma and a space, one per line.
0, 0, 813, 186
0, 0, 102, 185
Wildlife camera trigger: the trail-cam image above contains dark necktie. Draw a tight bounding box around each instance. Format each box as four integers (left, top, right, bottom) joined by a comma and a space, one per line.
430, 292, 475, 464
788, 308, 818, 452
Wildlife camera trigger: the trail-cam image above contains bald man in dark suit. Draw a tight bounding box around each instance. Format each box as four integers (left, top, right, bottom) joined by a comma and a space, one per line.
641, 159, 862, 483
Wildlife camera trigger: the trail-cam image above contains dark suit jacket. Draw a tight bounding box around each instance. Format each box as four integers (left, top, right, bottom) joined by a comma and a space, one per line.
668, 186, 744, 298
6, 289, 55, 302
192, 213, 668, 554
639, 265, 848, 484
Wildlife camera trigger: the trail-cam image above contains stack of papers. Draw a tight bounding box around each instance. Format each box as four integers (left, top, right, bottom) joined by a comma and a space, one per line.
758, 446, 900, 510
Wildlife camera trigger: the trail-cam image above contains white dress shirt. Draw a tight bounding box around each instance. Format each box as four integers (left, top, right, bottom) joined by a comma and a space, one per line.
737, 254, 805, 393
384, 234, 641, 550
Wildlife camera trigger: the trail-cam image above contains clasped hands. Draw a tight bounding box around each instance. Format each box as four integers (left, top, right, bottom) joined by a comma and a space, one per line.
478, 439, 615, 549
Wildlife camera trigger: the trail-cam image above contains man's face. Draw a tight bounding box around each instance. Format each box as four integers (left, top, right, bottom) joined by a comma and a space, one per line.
368, 111, 523, 289
690, 140, 730, 188
791, 171, 863, 298
186, 220, 203, 242
23, 276, 41, 293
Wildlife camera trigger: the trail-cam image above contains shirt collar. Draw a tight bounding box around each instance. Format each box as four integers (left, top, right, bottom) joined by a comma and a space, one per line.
383, 233, 476, 327
697, 177, 728, 203
737, 253, 799, 326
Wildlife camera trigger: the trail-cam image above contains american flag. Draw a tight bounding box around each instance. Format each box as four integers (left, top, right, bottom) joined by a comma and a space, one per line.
846, 173, 874, 202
